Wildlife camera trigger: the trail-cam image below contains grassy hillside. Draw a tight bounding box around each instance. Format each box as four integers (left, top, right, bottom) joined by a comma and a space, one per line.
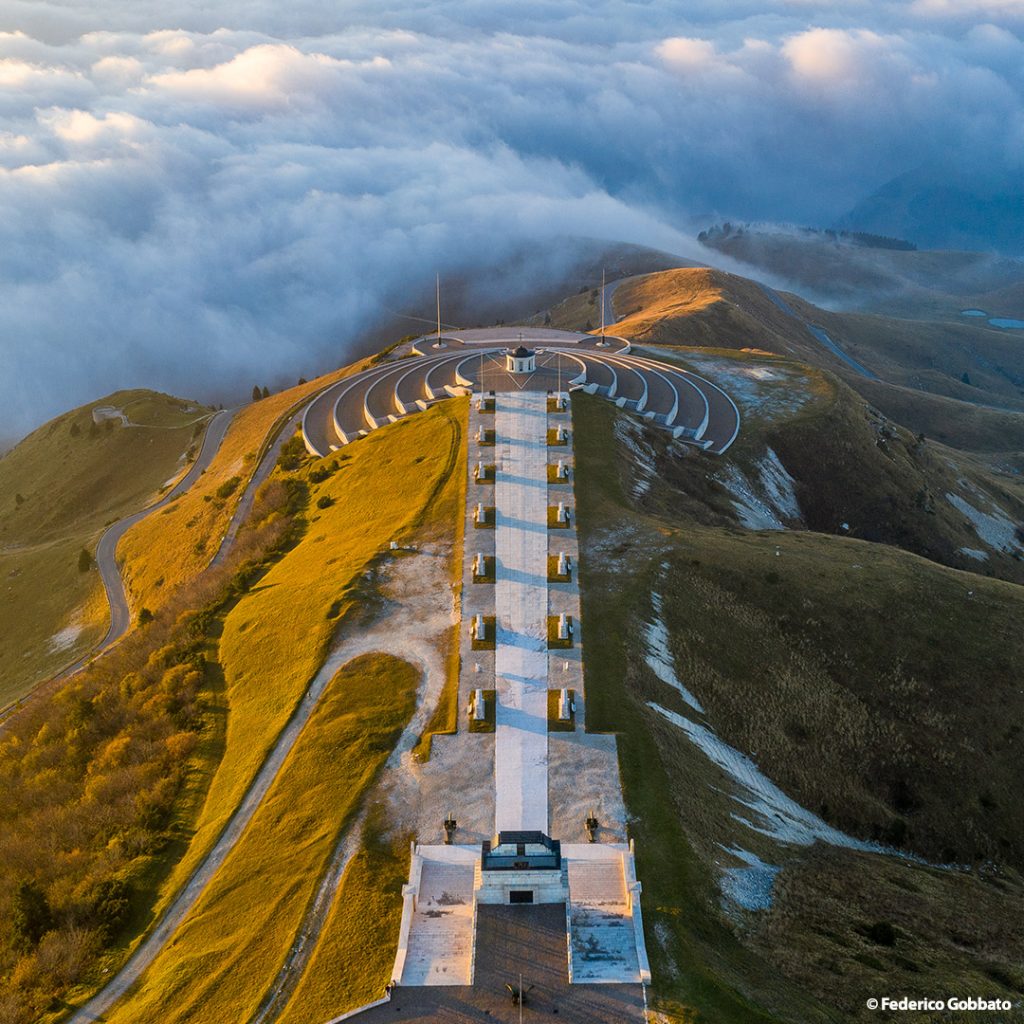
118, 365, 359, 614
845, 378, 1024, 455
98, 402, 465, 1022
0, 390, 212, 705
780, 294, 1024, 413
572, 391, 1024, 1022
146, 400, 466, 936
2, 398, 465, 1024
545, 267, 827, 365
104, 654, 418, 1024
610, 269, 804, 351
545, 267, 1024, 453
634, 347, 1024, 586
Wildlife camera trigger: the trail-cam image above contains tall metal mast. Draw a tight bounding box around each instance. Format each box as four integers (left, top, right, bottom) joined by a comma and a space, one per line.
436, 273, 441, 346
600, 267, 606, 339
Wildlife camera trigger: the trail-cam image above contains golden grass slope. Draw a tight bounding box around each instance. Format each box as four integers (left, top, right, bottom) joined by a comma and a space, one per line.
276, 808, 409, 1024
104, 653, 419, 1024
149, 400, 466, 935
118, 366, 360, 613
0, 390, 209, 705
539, 267, 820, 371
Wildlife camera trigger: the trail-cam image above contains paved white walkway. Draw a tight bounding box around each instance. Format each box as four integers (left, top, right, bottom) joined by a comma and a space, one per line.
493, 390, 550, 834
399, 846, 477, 986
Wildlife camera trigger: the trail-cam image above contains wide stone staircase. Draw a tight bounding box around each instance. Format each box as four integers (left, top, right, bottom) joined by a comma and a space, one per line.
566, 853, 641, 984
397, 852, 477, 986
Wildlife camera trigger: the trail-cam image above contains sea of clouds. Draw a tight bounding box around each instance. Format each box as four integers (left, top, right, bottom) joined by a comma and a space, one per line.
1, 0, 1023, 436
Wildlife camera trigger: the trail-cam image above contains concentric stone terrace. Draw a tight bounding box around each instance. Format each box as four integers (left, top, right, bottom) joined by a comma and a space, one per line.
301, 327, 740, 457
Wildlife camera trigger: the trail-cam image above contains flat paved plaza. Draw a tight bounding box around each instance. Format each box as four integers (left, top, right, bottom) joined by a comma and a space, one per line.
366, 905, 646, 1023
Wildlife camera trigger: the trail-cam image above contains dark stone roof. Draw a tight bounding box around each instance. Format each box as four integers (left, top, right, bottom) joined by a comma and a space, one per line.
492, 830, 555, 846
512, 345, 533, 358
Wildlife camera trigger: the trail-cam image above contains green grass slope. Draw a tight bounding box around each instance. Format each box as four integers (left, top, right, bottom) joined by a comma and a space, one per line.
0, 390, 212, 705
844, 378, 1024, 455
635, 347, 1024, 586
780, 294, 1024, 413
572, 390, 1024, 1023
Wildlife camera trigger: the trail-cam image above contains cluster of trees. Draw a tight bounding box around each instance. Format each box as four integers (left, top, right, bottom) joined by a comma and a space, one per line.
251, 376, 311, 401
0, 472, 309, 1024
0, 610, 208, 1021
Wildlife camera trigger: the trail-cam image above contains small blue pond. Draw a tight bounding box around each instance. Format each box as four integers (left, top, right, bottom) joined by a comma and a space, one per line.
960, 309, 1024, 329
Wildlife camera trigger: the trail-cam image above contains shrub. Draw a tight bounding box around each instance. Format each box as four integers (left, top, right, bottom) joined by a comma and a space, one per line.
215, 476, 242, 501
277, 435, 308, 472
308, 461, 338, 484
316, 495, 334, 510
35, 927, 99, 988
864, 921, 897, 947
78, 548, 93, 573
137, 608, 154, 626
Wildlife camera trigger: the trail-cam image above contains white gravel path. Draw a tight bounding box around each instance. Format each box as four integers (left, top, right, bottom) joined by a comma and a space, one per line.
65, 546, 454, 1024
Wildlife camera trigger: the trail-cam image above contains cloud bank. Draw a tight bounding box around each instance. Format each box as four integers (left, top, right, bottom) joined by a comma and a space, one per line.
1, 1, 1023, 435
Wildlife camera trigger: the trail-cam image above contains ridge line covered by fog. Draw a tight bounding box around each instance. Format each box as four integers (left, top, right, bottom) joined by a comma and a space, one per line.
1, 0, 1023, 437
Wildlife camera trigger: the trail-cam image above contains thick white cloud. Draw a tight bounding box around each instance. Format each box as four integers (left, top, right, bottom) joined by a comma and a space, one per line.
0, 1, 1022, 436
656, 36, 721, 72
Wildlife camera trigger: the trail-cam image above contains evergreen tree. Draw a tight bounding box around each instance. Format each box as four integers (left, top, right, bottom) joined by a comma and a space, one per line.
78, 548, 92, 573
261, 386, 270, 399
252, 385, 262, 402
12, 881, 52, 949
89, 878, 133, 941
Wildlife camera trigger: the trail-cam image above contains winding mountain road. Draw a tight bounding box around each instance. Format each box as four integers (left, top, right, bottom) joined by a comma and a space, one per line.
758, 282, 881, 380
60, 408, 235, 677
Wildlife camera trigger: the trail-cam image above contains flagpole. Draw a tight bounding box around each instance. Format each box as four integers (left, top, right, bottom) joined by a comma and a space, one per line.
600, 267, 606, 340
